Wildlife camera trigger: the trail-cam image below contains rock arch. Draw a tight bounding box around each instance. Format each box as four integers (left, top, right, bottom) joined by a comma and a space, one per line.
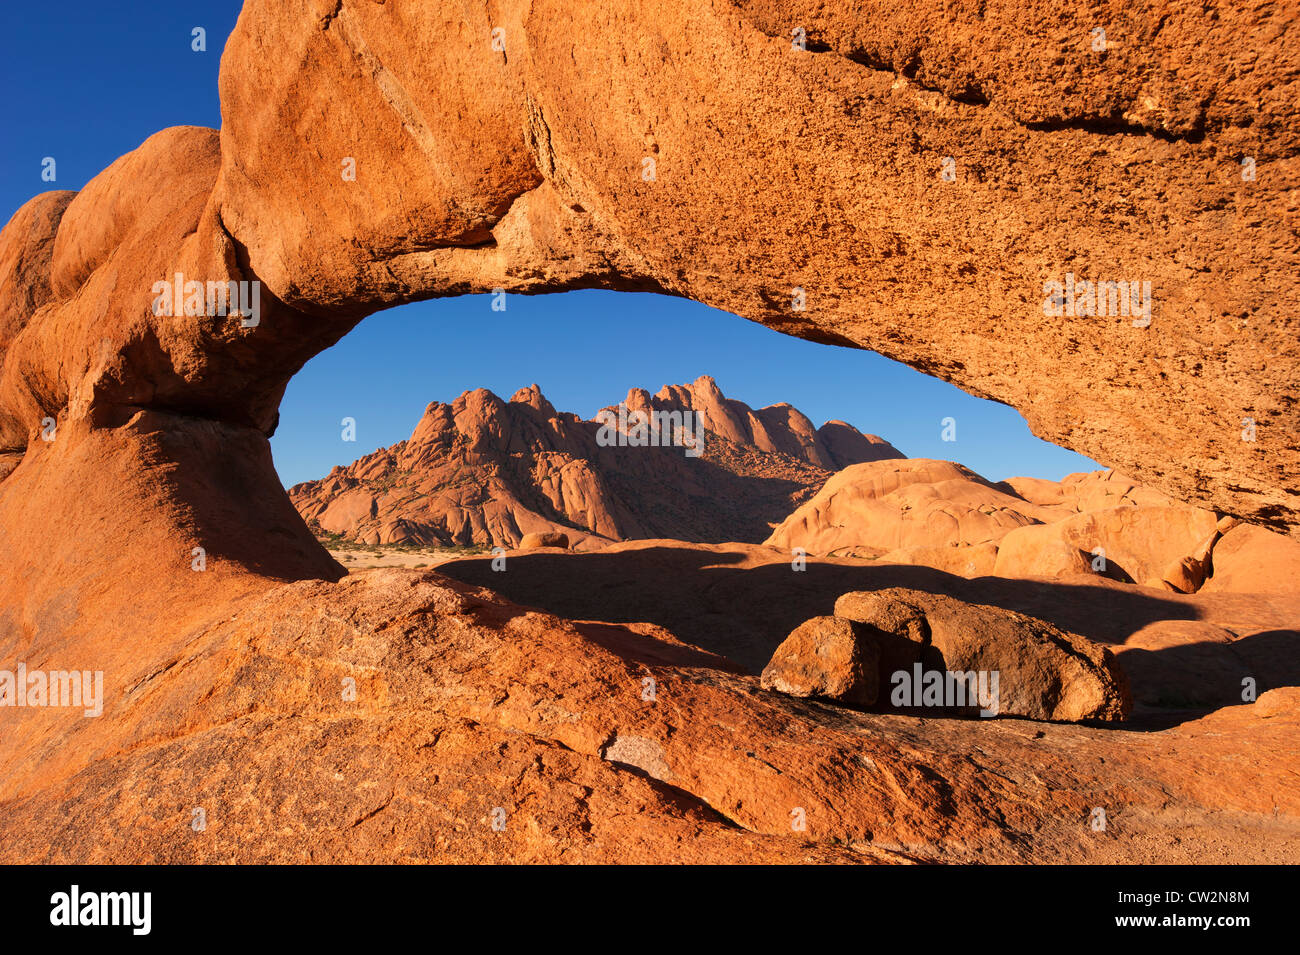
1, 0, 1296, 642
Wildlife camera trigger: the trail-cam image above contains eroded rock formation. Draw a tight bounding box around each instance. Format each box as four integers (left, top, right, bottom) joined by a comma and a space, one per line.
289, 376, 900, 548
0, 1, 1298, 864
767, 460, 1300, 594
1, 0, 1297, 559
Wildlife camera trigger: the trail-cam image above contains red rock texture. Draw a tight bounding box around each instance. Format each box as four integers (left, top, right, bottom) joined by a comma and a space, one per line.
437, 540, 1300, 712
0, 1, 1297, 864
761, 593, 1133, 724
518, 531, 570, 550
3, 562, 1297, 864
832, 588, 1132, 722
992, 506, 1219, 588
1201, 522, 1300, 595
2, 1, 1295, 541
765, 458, 1055, 557
209, 0, 1300, 533
760, 615, 880, 705
290, 377, 900, 548
768, 461, 1299, 595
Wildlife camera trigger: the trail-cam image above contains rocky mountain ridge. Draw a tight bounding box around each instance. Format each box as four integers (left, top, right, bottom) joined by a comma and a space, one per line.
290, 375, 902, 548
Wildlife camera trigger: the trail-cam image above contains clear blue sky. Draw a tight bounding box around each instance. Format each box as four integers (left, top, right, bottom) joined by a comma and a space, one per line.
3, 2, 1099, 489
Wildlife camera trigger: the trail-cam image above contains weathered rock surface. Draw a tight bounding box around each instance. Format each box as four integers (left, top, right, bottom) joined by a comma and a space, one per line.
619, 375, 900, 471
1201, 522, 1300, 595
1, 0, 1297, 547
207, 0, 1300, 533
990, 534, 1096, 581
1000, 470, 1181, 518
3, 562, 1298, 864
992, 505, 1220, 587
769, 461, 1298, 595
876, 540, 1001, 578
765, 459, 1053, 557
760, 615, 879, 705
436, 540, 1300, 712
833, 588, 1133, 722
0, 191, 75, 358
518, 531, 570, 550
290, 377, 899, 548
0, 1, 1297, 865
1110, 621, 1256, 709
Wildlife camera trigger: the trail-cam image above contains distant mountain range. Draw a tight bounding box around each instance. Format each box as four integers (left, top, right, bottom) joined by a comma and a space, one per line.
289, 375, 903, 548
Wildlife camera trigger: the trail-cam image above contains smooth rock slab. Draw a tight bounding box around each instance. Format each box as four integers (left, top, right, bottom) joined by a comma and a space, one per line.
519, 531, 570, 550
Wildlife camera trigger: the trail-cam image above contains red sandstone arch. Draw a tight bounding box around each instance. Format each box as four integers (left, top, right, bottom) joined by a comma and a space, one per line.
1, 0, 1297, 644
1, 0, 1299, 866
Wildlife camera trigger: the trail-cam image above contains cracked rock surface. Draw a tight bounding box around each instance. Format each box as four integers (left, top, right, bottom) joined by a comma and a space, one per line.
0, 1, 1297, 863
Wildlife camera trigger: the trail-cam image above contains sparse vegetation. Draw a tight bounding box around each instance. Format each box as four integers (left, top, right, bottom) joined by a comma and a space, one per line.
316, 531, 490, 557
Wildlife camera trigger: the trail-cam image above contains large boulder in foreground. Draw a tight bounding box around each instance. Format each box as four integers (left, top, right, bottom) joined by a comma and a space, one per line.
833, 589, 1133, 723
760, 615, 879, 705
3, 563, 1297, 864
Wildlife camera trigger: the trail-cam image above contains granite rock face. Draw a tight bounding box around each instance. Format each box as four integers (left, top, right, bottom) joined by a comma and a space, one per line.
767, 461, 1299, 595
289, 377, 900, 549
765, 459, 1055, 557
0, 1, 1297, 864
2, 0, 1297, 554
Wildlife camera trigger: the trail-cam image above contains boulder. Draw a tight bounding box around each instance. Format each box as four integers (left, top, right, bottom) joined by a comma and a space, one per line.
760, 616, 879, 706
992, 505, 1219, 586
834, 588, 1132, 722
1201, 523, 1300, 595
1159, 556, 1208, 594
1011, 470, 1179, 515
765, 459, 1052, 556
0, 190, 75, 358
878, 541, 1000, 577
992, 533, 1094, 580
518, 531, 570, 550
